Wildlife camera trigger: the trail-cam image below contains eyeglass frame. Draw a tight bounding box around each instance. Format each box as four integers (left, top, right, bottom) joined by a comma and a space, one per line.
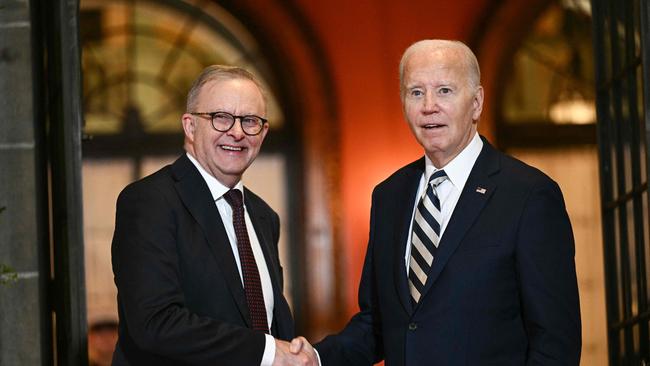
189, 111, 268, 136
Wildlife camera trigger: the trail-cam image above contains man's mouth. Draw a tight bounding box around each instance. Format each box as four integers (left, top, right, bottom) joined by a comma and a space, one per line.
220, 145, 244, 151
423, 123, 445, 129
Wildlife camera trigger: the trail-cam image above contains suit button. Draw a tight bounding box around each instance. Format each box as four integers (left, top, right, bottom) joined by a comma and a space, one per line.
408, 322, 417, 331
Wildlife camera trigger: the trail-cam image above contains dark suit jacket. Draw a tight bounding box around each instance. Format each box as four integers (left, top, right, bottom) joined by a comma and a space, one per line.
111, 154, 294, 365
316, 138, 581, 366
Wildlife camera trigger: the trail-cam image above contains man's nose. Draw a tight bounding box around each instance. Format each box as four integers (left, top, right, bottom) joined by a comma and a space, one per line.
422, 92, 437, 113
228, 118, 246, 139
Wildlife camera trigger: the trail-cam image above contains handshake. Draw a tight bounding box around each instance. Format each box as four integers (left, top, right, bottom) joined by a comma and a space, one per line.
273, 336, 319, 366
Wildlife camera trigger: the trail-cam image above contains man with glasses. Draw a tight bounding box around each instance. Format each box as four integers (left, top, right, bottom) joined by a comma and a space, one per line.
111, 65, 316, 365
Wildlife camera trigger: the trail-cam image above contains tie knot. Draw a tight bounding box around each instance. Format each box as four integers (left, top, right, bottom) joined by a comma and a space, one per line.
428, 170, 448, 188
223, 189, 243, 209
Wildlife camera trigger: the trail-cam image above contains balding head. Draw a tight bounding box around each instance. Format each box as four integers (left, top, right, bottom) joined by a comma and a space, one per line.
186, 65, 268, 113
399, 40, 480, 97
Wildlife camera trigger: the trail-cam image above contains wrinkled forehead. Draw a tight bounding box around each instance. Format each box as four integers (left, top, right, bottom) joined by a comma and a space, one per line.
198, 78, 266, 107
403, 49, 471, 85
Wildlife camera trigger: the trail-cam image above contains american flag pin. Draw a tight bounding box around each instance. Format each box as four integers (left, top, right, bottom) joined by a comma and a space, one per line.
476, 187, 487, 194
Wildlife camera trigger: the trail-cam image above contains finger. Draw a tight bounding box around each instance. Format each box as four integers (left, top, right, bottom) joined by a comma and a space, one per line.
301, 337, 313, 351
290, 337, 303, 354
294, 337, 317, 364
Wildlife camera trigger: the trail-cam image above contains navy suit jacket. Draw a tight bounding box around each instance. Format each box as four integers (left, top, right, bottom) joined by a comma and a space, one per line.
111, 154, 294, 365
316, 138, 581, 365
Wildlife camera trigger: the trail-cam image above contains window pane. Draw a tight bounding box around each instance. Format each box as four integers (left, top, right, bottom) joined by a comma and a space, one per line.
83, 159, 134, 323
502, 2, 595, 125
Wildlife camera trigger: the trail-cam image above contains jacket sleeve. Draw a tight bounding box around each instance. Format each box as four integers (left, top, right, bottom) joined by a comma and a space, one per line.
516, 179, 582, 365
315, 188, 383, 366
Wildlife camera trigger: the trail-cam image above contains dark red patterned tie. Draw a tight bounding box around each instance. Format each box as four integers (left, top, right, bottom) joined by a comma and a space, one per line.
224, 189, 269, 334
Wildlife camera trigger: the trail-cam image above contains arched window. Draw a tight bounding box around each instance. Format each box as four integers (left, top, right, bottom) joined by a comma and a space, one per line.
498, 0, 596, 146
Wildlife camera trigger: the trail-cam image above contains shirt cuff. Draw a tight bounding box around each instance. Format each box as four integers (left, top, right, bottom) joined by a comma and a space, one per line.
260, 334, 276, 366
314, 348, 322, 366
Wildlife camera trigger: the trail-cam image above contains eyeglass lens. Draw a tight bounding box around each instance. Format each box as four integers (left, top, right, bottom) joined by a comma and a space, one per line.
212, 112, 263, 135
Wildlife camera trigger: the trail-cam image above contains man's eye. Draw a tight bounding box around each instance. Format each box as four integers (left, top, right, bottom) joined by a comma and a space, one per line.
213, 113, 232, 121
439, 87, 452, 94
410, 90, 424, 97
242, 117, 259, 125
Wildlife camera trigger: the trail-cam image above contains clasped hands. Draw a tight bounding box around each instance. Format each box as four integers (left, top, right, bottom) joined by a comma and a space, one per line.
273, 336, 318, 366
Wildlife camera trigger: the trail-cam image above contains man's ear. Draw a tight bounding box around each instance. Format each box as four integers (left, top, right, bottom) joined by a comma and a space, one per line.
472, 86, 484, 121
258, 122, 270, 141
181, 113, 195, 141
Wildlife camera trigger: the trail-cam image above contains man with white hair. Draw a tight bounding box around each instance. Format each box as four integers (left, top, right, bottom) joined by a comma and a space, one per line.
312, 39, 582, 365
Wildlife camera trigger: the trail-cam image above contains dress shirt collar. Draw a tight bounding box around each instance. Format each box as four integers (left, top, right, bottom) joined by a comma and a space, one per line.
424, 132, 483, 191
186, 152, 245, 201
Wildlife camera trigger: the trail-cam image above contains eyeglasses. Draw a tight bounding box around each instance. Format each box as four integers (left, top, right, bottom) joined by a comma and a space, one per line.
190, 111, 268, 136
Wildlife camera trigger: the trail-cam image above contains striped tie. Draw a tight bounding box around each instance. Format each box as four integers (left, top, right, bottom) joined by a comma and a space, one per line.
409, 170, 448, 304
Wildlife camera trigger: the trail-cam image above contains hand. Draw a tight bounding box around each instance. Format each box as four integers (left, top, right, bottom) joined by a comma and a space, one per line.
273, 338, 318, 366
289, 336, 316, 359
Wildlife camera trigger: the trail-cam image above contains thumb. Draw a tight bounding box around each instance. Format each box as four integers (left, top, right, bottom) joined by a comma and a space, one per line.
289, 337, 303, 354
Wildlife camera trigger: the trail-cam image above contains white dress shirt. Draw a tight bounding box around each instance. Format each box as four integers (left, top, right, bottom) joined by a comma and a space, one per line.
405, 132, 483, 272
187, 153, 276, 366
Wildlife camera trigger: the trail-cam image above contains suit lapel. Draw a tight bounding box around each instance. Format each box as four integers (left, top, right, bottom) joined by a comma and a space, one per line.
416, 141, 500, 305
171, 155, 252, 328
393, 159, 425, 315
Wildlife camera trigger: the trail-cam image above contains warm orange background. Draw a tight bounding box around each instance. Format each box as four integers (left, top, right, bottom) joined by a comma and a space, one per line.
293, 0, 493, 315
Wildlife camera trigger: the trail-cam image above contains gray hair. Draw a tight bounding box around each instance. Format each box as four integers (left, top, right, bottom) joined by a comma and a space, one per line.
398, 39, 481, 95
186, 65, 267, 112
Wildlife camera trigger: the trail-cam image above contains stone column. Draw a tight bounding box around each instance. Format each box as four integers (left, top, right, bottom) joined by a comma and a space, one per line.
0, 0, 44, 365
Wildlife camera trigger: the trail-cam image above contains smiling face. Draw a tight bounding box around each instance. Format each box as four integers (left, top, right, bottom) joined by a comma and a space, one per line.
182, 77, 268, 187
401, 44, 483, 167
